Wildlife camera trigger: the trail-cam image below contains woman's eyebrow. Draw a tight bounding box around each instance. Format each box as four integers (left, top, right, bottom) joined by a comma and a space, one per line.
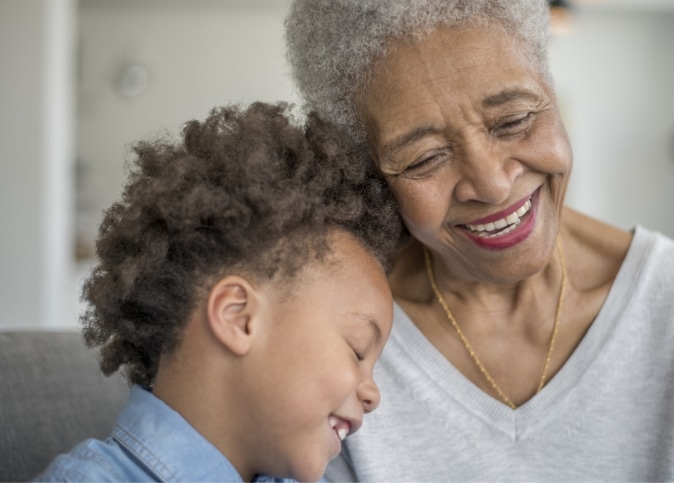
482, 89, 542, 108
382, 125, 441, 159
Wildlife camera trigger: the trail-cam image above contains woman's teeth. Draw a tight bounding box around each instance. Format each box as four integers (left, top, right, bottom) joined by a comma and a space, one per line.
466, 199, 532, 238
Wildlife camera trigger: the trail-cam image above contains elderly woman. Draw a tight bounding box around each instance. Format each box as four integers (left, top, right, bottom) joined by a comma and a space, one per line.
285, 0, 674, 481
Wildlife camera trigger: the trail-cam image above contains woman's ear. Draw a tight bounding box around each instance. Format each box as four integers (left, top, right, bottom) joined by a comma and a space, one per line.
207, 276, 260, 356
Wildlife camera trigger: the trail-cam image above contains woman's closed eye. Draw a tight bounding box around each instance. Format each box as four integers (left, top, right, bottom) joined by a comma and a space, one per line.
492, 112, 535, 136
401, 149, 451, 179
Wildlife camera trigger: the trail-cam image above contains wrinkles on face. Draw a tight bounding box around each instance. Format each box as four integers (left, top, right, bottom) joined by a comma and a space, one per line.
358, 26, 572, 283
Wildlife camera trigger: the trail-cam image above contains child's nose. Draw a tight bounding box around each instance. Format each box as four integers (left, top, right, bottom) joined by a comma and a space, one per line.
358, 378, 381, 414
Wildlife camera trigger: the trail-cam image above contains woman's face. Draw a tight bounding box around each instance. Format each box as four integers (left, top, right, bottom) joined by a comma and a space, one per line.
358, 27, 572, 283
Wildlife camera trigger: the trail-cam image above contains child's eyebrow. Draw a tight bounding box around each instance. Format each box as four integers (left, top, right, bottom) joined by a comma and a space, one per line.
357, 314, 382, 345
348, 312, 384, 347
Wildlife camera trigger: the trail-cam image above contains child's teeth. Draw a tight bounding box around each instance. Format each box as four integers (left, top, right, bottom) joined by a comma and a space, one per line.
330, 416, 350, 440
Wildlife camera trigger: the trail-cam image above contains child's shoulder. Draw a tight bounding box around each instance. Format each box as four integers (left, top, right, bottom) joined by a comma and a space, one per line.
33, 438, 153, 482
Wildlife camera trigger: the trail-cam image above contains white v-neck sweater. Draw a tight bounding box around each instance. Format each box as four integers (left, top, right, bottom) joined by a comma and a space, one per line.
327, 226, 674, 482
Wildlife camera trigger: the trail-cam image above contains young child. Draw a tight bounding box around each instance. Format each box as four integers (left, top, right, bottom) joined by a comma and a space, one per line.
35, 102, 403, 482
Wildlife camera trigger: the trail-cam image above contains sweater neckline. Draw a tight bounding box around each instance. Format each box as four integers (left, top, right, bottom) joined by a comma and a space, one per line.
390, 226, 652, 438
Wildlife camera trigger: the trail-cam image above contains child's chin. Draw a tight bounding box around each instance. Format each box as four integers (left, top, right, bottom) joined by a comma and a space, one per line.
292, 460, 329, 483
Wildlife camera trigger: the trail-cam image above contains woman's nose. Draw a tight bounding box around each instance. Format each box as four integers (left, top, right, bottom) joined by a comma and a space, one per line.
453, 137, 523, 204
358, 378, 382, 414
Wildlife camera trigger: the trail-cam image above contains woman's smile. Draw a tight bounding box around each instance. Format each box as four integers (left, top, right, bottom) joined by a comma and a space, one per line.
458, 188, 539, 250
358, 25, 571, 279
284, 0, 665, 480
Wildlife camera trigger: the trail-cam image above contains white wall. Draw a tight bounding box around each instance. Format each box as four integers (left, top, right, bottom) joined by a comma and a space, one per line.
0, 0, 75, 329
76, 0, 296, 254
550, 7, 674, 237
2, 1, 673, 329
75, 1, 674, 253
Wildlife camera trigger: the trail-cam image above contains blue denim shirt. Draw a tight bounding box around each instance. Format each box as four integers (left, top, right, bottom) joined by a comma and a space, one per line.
35, 385, 293, 482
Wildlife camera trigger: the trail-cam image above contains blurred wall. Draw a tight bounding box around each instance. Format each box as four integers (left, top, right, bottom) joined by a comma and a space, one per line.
0, 0, 75, 329
76, 0, 296, 258
551, 6, 674, 236
1, 0, 673, 329
71, 0, 296, 327
74, 1, 674, 254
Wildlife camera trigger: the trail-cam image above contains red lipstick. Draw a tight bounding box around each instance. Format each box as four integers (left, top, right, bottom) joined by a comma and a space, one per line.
460, 189, 539, 250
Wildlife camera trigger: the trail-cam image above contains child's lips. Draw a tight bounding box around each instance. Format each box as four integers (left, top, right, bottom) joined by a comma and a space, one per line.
329, 415, 360, 441
329, 416, 350, 441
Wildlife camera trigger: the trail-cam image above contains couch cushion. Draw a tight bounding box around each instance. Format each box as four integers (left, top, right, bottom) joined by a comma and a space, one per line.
0, 330, 129, 482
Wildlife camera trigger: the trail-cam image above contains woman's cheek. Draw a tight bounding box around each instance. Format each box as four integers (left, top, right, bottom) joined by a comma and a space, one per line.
392, 180, 448, 237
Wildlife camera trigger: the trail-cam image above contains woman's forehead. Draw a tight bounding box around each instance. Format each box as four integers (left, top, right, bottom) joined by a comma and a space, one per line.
359, 28, 545, 148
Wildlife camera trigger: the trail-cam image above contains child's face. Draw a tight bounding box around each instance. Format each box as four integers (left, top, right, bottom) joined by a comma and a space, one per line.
242, 232, 393, 482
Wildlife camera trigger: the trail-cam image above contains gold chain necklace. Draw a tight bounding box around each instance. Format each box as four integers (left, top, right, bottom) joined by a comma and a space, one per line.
423, 237, 566, 409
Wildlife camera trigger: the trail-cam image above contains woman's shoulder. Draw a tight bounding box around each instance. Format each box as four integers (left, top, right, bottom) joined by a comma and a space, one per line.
561, 208, 632, 292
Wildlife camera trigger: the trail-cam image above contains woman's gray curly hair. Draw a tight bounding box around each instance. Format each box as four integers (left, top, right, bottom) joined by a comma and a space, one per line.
285, 0, 552, 143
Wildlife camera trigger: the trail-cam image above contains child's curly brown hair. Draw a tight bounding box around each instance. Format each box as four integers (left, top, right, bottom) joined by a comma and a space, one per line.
81, 101, 405, 386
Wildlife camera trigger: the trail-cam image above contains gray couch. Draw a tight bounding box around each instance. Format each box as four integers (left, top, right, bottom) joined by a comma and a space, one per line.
0, 330, 129, 481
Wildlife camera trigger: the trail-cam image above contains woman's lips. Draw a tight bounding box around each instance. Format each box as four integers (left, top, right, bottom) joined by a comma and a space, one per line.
458, 189, 540, 250
465, 198, 532, 238
463, 192, 533, 231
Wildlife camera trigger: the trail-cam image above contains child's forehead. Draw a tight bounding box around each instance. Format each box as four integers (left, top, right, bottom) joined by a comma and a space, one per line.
305, 233, 383, 279
263, 242, 379, 292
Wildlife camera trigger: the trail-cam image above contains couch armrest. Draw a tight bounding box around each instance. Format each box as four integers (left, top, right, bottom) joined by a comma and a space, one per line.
0, 330, 129, 482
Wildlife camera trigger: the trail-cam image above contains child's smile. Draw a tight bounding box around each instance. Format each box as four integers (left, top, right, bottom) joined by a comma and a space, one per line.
232, 231, 393, 482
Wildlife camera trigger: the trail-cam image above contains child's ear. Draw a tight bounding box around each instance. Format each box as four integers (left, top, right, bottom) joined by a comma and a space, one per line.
206, 276, 260, 356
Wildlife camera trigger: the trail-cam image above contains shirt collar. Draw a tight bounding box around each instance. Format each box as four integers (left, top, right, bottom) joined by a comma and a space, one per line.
113, 385, 244, 482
